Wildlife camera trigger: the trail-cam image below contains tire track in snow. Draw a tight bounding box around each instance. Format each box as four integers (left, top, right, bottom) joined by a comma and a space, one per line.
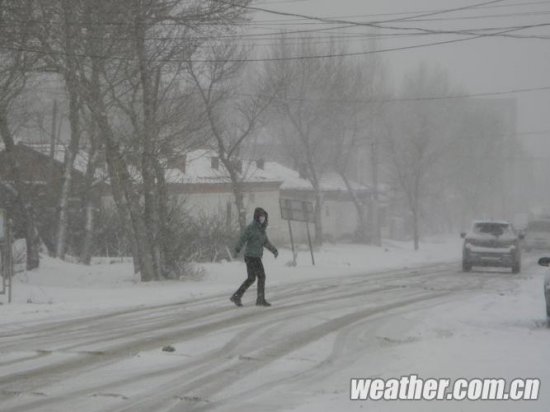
0, 263, 462, 411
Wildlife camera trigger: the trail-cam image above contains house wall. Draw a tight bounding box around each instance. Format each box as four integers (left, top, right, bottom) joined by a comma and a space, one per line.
323, 199, 359, 240
281, 199, 359, 244
178, 188, 288, 244
279, 189, 367, 244
100, 184, 370, 249
0, 144, 92, 253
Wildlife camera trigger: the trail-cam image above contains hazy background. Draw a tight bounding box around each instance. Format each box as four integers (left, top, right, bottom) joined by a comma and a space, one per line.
252, 0, 550, 154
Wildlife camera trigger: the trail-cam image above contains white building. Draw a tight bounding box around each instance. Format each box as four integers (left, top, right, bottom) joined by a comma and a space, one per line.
100, 149, 375, 245
166, 150, 373, 244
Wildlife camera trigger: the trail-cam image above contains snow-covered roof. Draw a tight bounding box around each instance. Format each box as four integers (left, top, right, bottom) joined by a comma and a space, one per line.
260, 161, 370, 192
165, 149, 370, 193
472, 220, 511, 226
164, 149, 283, 186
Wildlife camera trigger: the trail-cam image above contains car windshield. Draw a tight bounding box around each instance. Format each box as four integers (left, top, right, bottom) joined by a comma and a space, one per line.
472, 223, 512, 236
526, 220, 550, 232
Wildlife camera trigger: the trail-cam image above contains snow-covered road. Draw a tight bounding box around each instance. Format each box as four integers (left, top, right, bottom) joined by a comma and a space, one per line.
0, 258, 548, 412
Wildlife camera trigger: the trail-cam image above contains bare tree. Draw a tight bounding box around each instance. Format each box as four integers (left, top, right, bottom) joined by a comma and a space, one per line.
186, 41, 276, 231
328, 43, 387, 244
0, 0, 41, 269
383, 64, 456, 250
265, 35, 352, 244
78, 108, 102, 264
441, 99, 519, 229
54, 0, 84, 259
32, 0, 252, 279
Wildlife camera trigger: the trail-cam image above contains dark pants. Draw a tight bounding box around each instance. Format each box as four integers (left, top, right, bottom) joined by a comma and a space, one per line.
233, 256, 266, 300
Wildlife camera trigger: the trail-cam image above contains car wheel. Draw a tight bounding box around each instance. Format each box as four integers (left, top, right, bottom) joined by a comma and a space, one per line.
462, 260, 472, 272
512, 262, 521, 274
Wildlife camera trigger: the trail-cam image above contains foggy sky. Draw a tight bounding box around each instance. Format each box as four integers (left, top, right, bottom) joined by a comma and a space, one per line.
252, 0, 550, 157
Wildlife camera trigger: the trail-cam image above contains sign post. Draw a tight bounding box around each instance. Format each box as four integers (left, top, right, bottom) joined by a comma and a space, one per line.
0, 208, 4, 242
303, 203, 315, 266
279, 199, 315, 266
286, 219, 297, 266
0, 209, 13, 303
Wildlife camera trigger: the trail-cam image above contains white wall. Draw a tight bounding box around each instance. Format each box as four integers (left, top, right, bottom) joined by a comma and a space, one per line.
323, 199, 358, 240
180, 189, 289, 245
101, 190, 362, 247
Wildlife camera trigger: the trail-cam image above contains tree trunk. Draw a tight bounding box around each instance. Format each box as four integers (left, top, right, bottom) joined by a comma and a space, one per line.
55, 86, 80, 259
134, 5, 162, 280
85, 59, 156, 281
100, 122, 155, 281
56, 0, 83, 260
0, 112, 40, 270
412, 208, 419, 251
224, 159, 246, 231
233, 184, 247, 232
340, 171, 368, 243
79, 199, 94, 265
370, 139, 382, 246
153, 157, 171, 276
79, 138, 99, 265
48, 99, 58, 186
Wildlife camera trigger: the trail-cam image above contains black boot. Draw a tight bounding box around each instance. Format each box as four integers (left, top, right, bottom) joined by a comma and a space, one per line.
230, 295, 243, 307
256, 297, 271, 307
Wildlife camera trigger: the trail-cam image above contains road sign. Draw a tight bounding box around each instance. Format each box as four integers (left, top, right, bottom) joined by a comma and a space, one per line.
279, 199, 314, 223
279, 199, 316, 266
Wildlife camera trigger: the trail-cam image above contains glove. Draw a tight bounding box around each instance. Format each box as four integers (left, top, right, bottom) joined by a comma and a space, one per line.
273, 249, 278, 258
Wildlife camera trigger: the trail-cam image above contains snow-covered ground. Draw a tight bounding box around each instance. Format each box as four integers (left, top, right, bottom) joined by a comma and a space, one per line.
1, 236, 461, 325
284, 261, 550, 412
0, 236, 548, 412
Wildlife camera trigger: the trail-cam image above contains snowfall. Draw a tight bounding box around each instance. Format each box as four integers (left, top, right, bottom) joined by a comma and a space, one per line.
0, 236, 548, 412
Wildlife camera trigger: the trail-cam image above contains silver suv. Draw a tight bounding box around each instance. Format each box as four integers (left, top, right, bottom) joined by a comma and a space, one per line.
461, 221, 523, 273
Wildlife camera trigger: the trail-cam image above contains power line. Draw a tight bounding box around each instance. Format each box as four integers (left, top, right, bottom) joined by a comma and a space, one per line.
3, 1, 550, 42
34, 82, 550, 103
393, 10, 550, 23
250, 10, 550, 26
213, 0, 508, 25
1, 0, 511, 28
268, 85, 550, 103
3, 19, 550, 44
253, 0, 550, 23
2, 19, 549, 64
212, 0, 550, 40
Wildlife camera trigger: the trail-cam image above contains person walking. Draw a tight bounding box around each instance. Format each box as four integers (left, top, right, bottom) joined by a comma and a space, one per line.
230, 207, 278, 307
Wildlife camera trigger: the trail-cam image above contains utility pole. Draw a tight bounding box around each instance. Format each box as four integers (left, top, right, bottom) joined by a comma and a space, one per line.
49, 99, 58, 185
371, 137, 382, 246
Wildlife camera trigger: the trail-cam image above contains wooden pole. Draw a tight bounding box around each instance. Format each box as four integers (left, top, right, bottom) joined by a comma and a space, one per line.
287, 219, 297, 266
305, 220, 315, 266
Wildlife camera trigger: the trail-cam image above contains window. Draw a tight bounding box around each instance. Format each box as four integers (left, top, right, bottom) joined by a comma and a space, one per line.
473, 223, 512, 236
211, 157, 219, 170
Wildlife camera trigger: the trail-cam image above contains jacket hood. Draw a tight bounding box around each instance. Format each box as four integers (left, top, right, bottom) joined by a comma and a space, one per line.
253, 207, 269, 228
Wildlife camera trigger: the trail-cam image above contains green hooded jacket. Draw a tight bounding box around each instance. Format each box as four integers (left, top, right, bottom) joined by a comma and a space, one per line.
235, 207, 277, 258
